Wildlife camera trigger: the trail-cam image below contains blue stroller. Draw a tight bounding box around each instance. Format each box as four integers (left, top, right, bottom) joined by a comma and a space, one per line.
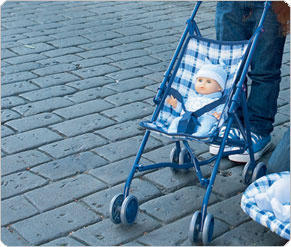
109, 1, 272, 245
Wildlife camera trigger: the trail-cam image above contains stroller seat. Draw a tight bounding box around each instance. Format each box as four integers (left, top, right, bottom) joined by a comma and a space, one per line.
141, 36, 249, 140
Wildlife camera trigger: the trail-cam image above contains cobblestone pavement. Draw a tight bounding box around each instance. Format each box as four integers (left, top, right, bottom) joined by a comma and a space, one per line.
1, 1, 290, 246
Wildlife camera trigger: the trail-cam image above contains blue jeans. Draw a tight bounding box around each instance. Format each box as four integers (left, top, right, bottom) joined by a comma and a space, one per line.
215, 1, 286, 137
268, 128, 290, 173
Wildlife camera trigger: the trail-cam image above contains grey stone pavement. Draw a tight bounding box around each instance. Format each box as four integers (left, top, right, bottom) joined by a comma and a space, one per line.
1, 1, 290, 246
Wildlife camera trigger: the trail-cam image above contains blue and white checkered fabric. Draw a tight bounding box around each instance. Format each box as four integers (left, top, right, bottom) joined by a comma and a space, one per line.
241, 171, 290, 240
142, 35, 249, 139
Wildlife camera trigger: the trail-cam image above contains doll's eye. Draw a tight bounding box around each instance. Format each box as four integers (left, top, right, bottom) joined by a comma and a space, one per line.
207, 80, 212, 83
198, 79, 203, 82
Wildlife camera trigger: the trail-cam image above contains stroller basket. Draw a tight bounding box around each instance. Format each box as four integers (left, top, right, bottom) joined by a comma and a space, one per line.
109, 1, 272, 245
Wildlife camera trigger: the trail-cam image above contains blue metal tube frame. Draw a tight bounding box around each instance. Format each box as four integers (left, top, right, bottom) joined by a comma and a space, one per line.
123, 2, 202, 197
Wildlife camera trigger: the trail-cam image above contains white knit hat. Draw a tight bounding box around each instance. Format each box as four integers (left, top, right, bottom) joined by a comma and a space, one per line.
195, 63, 227, 91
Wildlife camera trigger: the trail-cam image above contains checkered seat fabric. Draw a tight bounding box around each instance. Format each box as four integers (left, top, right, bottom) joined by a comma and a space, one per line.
241, 171, 290, 240
141, 35, 250, 140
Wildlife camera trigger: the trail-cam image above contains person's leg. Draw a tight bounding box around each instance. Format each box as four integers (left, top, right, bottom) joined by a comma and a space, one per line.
268, 128, 290, 173
246, 2, 286, 137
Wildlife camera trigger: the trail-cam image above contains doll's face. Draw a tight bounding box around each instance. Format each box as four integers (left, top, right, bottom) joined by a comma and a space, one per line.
195, 77, 222, 95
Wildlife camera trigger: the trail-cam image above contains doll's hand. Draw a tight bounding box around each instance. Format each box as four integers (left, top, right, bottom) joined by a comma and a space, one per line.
166, 95, 178, 108
213, 112, 221, 120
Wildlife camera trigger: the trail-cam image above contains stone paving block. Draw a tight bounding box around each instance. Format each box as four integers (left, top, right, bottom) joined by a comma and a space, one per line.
1, 62, 41, 75
33, 63, 79, 76
65, 87, 115, 103
212, 220, 288, 246
1, 128, 62, 155
1, 49, 18, 59
1, 125, 15, 138
106, 67, 152, 81
77, 47, 120, 59
105, 88, 154, 106
1, 226, 29, 246
207, 193, 249, 227
143, 168, 198, 193
102, 102, 153, 122
20, 85, 77, 101
88, 156, 151, 187
145, 71, 164, 83
66, 77, 115, 90
42, 47, 84, 58
281, 64, 290, 77
39, 133, 107, 159
112, 56, 161, 70
1, 149, 51, 176
6, 112, 63, 132
2, 71, 38, 84
53, 99, 113, 120
30, 72, 83, 88
138, 214, 229, 246
2, 96, 26, 109
274, 112, 290, 126
43, 236, 85, 246
104, 77, 156, 93
83, 30, 123, 42
71, 214, 160, 246
78, 40, 121, 51
50, 113, 115, 137
2, 171, 48, 200
48, 36, 90, 48
280, 76, 290, 91
140, 186, 218, 224
107, 49, 151, 62
10, 43, 55, 55
72, 64, 120, 79
72, 56, 113, 68
97, 119, 144, 142
212, 167, 247, 198
13, 97, 74, 117
19, 35, 56, 45
25, 174, 106, 212
32, 151, 107, 181
115, 42, 151, 52
1, 81, 39, 97
12, 201, 101, 246
1, 109, 20, 123
2, 195, 38, 226
82, 177, 161, 218
93, 135, 162, 162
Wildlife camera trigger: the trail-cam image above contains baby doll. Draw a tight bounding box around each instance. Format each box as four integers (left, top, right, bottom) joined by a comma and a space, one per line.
255, 175, 290, 223
167, 62, 227, 136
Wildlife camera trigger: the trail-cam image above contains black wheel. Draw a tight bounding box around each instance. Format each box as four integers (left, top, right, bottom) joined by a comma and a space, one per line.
179, 147, 192, 174
251, 162, 267, 183
109, 193, 124, 224
120, 195, 139, 225
170, 146, 180, 174
202, 213, 214, 246
242, 161, 254, 185
188, 211, 202, 244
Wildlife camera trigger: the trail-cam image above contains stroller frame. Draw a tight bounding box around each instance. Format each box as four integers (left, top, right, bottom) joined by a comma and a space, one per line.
110, 1, 271, 245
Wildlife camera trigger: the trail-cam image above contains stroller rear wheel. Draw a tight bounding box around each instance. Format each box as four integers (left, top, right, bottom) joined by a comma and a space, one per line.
188, 210, 201, 244
202, 213, 214, 246
109, 193, 124, 224
251, 162, 267, 182
120, 195, 139, 225
170, 146, 190, 174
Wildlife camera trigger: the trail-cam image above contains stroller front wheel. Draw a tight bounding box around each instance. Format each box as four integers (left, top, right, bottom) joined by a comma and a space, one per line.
109, 193, 124, 224
202, 213, 214, 246
120, 195, 139, 225
170, 146, 180, 173
242, 161, 254, 185
188, 210, 202, 244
